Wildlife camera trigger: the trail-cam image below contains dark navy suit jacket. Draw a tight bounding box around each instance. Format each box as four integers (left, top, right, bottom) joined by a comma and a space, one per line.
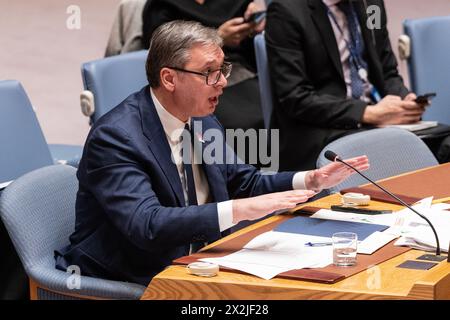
55, 86, 296, 286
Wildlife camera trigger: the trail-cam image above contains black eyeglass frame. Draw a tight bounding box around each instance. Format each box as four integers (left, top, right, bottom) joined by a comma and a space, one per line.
165, 61, 232, 85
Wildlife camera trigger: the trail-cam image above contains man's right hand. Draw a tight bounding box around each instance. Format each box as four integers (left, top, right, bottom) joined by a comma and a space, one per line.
231, 190, 316, 224
362, 95, 425, 125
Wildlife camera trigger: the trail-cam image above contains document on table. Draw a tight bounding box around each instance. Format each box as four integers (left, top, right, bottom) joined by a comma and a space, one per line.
310, 210, 397, 254
312, 197, 450, 253
201, 198, 450, 279
273, 216, 389, 241
200, 231, 333, 280
390, 197, 450, 252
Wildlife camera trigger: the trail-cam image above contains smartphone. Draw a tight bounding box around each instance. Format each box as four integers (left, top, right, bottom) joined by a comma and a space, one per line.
330, 205, 392, 215
244, 11, 266, 24
414, 92, 436, 104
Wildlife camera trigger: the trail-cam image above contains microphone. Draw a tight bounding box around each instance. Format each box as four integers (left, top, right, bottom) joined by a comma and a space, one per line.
324, 150, 442, 257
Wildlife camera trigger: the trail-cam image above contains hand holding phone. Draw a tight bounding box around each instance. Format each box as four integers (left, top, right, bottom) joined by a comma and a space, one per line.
414, 92, 436, 104
244, 10, 266, 24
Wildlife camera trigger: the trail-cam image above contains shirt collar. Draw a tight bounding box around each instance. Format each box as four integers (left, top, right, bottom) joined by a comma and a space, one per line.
150, 88, 190, 143
323, 0, 342, 7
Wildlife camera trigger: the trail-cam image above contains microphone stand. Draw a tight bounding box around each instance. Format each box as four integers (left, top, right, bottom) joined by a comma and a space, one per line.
331, 155, 443, 258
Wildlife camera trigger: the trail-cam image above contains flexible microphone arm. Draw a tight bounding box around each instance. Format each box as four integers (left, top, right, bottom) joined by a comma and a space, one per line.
325, 150, 441, 256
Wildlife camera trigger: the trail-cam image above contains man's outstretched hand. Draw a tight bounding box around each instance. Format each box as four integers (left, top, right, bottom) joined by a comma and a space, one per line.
305, 155, 370, 192
232, 189, 316, 224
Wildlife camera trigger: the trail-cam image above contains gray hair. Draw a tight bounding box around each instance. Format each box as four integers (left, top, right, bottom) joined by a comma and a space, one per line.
146, 20, 223, 88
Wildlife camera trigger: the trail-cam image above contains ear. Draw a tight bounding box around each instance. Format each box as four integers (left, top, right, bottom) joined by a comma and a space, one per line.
159, 67, 176, 92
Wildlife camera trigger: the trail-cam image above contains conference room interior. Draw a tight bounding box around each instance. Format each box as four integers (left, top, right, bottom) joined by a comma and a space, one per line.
1, 0, 450, 302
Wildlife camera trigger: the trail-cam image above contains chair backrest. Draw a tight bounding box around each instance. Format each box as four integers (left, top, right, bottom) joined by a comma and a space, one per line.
0, 165, 145, 299
316, 128, 438, 193
81, 50, 148, 123
404, 16, 450, 125
254, 33, 274, 130
0, 80, 53, 184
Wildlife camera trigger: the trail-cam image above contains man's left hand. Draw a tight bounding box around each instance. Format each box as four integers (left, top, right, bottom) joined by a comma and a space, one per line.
305, 155, 370, 192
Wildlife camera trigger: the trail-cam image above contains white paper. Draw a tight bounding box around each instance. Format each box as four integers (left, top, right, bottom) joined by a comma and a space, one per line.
200, 231, 333, 280
311, 209, 396, 226
358, 231, 398, 254
200, 197, 450, 279
387, 197, 450, 252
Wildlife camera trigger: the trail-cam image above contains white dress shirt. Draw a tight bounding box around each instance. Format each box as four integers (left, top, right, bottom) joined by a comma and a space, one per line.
151, 89, 309, 232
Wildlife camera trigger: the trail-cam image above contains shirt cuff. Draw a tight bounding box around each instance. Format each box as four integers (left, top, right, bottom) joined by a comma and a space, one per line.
292, 171, 308, 190
217, 200, 235, 232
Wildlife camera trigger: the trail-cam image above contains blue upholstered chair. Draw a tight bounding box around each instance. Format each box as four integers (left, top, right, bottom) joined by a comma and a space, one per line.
316, 128, 438, 194
0, 80, 82, 181
402, 16, 450, 125
80, 50, 148, 124
254, 33, 274, 131
0, 165, 146, 299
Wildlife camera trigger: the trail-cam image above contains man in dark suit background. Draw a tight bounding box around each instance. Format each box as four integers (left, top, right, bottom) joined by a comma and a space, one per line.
266, 0, 427, 171
55, 20, 368, 286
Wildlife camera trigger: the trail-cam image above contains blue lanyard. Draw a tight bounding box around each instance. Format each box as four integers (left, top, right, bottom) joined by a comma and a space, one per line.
327, 6, 363, 71
327, 6, 382, 103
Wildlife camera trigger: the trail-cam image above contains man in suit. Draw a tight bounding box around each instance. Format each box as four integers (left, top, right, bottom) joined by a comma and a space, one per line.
265, 0, 427, 171
55, 20, 368, 286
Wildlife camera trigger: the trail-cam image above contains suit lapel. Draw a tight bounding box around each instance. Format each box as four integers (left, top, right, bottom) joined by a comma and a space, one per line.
308, 0, 344, 81
139, 88, 185, 206
192, 117, 228, 203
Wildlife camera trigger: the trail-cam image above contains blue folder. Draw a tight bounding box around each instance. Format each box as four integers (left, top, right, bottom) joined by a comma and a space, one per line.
273, 216, 389, 241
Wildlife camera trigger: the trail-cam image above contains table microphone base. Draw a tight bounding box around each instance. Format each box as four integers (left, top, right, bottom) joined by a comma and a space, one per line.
416, 254, 447, 262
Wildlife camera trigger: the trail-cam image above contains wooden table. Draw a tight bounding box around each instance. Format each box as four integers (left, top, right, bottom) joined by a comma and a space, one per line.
142, 166, 450, 300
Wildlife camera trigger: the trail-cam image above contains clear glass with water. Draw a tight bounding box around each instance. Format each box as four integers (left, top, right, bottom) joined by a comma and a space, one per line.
332, 232, 358, 267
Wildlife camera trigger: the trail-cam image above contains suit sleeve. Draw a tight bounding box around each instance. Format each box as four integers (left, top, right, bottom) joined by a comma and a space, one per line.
265, 2, 367, 129
376, 0, 409, 97
82, 124, 221, 251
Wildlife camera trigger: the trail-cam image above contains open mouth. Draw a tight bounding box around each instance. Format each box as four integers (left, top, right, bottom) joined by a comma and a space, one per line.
209, 96, 219, 105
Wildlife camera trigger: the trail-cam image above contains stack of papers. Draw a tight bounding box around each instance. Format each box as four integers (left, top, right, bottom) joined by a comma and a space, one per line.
201, 231, 333, 280
388, 198, 450, 252
201, 197, 449, 280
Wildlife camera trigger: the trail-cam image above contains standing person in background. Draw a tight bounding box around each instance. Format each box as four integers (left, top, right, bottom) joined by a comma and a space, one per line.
265, 0, 428, 171
142, 0, 266, 139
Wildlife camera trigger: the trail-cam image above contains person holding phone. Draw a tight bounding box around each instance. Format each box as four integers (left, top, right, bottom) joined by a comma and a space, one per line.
142, 0, 266, 138
265, 0, 433, 171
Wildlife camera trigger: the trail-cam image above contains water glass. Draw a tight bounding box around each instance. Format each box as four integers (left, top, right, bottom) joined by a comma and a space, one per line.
332, 232, 358, 267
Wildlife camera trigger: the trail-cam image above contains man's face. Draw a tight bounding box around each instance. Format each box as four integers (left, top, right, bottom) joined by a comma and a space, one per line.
173, 44, 227, 119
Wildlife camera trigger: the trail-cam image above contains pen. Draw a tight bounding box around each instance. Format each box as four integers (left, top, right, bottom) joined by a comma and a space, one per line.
304, 242, 333, 247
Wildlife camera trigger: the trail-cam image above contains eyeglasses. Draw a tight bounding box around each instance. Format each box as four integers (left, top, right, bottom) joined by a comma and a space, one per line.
166, 62, 232, 86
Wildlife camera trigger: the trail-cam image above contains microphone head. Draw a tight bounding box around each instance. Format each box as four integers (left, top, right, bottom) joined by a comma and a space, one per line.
324, 150, 339, 162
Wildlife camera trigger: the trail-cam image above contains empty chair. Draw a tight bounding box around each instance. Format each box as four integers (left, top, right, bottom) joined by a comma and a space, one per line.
254, 33, 274, 131
402, 16, 450, 124
80, 50, 148, 124
0, 80, 82, 182
316, 128, 438, 194
0, 165, 146, 299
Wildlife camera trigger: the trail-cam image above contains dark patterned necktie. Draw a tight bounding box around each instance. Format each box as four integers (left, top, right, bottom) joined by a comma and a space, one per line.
182, 123, 198, 206
338, 1, 367, 99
